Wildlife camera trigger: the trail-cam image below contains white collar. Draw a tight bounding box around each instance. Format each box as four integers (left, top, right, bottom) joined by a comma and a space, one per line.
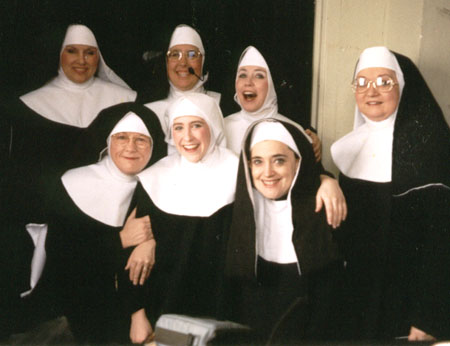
331, 113, 397, 182
138, 146, 238, 217
62, 156, 137, 226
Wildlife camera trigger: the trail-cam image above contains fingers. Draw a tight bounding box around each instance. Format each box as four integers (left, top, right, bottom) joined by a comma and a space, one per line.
129, 261, 153, 286
315, 191, 323, 213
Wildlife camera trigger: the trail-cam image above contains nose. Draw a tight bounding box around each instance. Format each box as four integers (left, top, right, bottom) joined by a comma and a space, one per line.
367, 81, 380, 96
77, 51, 87, 64
179, 52, 188, 66
263, 162, 274, 177
244, 77, 254, 86
183, 128, 193, 141
124, 138, 138, 151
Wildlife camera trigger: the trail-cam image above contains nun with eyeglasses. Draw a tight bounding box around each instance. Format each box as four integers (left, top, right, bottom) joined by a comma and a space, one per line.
331, 46, 450, 341
145, 24, 221, 150
41, 102, 166, 344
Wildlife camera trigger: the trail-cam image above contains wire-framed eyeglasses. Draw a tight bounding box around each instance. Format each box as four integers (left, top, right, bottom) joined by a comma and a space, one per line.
166, 49, 202, 61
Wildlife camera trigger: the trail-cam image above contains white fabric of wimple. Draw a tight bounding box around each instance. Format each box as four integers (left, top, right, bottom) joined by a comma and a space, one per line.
250, 120, 300, 157
110, 112, 151, 138
62, 24, 98, 48
168, 24, 204, 55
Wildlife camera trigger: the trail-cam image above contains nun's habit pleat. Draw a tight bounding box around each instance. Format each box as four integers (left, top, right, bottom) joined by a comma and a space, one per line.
225, 119, 342, 343
331, 47, 450, 339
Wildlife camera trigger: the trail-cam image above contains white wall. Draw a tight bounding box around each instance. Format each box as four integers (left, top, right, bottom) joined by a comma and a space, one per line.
312, 0, 450, 175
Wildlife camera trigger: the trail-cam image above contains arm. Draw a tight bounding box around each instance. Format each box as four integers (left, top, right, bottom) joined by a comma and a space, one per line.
305, 129, 322, 162
120, 208, 152, 248
130, 308, 154, 344
315, 175, 347, 229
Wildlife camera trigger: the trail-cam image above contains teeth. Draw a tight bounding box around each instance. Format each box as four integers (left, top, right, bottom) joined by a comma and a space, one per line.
263, 180, 277, 186
184, 145, 198, 150
243, 91, 256, 100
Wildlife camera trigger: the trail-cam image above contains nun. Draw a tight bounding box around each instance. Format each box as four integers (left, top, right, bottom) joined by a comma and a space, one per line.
134, 93, 238, 326
331, 46, 450, 340
42, 102, 166, 344
225, 46, 346, 229
145, 24, 221, 145
4, 24, 138, 328
225, 119, 342, 343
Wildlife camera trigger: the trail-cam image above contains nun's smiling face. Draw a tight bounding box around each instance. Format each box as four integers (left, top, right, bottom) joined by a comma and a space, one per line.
355, 67, 400, 122
60, 44, 99, 83
110, 132, 152, 175
236, 66, 269, 113
250, 140, 299, 200
172, 116, 211, 163
166, 44, 203, 91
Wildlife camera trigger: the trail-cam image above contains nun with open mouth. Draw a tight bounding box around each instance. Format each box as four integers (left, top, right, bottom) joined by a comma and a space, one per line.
134, 93, 238, 327
225, 118, 343, 343
224, 46, 347, 230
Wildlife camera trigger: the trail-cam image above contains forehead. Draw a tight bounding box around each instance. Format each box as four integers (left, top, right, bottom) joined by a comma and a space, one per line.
112, 131, 150, 138
238, 65, 267, 73
169, 44, 199, 51
173, 115, 205, 124
356, 67, 397, 80
251, 140, 292, 156
63, 44, 97, 50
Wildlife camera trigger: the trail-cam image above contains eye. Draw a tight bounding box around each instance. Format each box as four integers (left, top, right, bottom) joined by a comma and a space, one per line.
168, 50, 181, 59
65, 47, 76, 54
274, 158, 286, 165
251, 158, 262, 166
254, 72, 266, 79
356, 77, 367, 87
237, 72, 247, 79
86, 49, 97, 56
192, 122, 203, 129
173, 125, 183, 131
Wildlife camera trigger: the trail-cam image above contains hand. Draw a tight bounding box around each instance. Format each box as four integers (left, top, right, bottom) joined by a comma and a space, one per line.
120, 208, 152, 248
125, 239, 156, 286
315, 175, 347, 229
408, 326, 436, 341
305, 129, 322, 162
130, 308, 154, 344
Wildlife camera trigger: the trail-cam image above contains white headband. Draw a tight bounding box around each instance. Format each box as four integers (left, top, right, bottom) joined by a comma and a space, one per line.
250, 120, 300, 156
62, 24, 98, 48
168, 24, 205, 56
110, 112, 151, 138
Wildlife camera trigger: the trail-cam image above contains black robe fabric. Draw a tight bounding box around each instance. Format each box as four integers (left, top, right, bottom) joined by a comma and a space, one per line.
40, 102, 167, 343
334, 53, 450, 340
224, 119, 343, 343
133, 182, 232, 326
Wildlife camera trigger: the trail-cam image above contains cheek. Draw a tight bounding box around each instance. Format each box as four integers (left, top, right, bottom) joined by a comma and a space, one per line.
355, 94, 365, 109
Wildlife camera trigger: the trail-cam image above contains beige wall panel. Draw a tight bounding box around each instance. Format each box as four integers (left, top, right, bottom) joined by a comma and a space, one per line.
419, 0, 450, 124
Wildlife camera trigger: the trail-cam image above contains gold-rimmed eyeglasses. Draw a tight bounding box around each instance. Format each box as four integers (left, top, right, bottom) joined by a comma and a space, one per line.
351, 76, 398, 94
111, 133, 151, 149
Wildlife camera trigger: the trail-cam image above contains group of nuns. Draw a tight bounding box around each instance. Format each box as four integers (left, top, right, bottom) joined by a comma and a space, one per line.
1, 22, 449, 345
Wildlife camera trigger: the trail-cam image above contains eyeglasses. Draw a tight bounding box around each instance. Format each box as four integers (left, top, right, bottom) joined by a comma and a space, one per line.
166, 49, 202, 61
111, 133, 151, 149
351, 76, 398, 93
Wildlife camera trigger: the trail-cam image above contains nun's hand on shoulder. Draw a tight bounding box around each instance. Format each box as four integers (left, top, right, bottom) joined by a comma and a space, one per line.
305, 129, 322, 162
315, 176, 347, 229
120, 208, 153, 248
125, 239, 156, 286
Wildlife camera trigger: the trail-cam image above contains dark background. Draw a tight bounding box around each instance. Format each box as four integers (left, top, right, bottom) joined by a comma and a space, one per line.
0, 0, 315, 126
